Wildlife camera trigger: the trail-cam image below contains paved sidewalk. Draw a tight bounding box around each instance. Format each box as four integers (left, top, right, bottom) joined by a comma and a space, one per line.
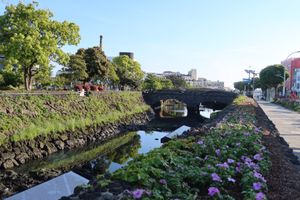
258, 101, 300, 160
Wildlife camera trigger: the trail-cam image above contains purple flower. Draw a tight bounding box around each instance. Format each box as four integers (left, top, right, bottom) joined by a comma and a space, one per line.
244, 157, 252, 163
227, 158, 235, 164
197, 140, 204, 145
207, 164, 212, 169
236, 142, 241, 147
236, 166, 241, 173
216, 162, 229, 169
159, 179, 167, 185
254, 154, 263, 161
211, 173, 222, 182
208, 187, 220, 196
244, 132, 250, 136
204, 155, 208, 160
253, 171, 267, 183
253, 182, 262, 191
255, 192, 265, 200
215, 149, 221, 156
227, 177, 236, 183
132, 189, 144, 199
260, 146, 266, 152
254, 127, 260, 133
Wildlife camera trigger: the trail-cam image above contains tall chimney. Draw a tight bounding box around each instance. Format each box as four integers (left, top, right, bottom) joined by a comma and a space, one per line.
100, 35, 103, 49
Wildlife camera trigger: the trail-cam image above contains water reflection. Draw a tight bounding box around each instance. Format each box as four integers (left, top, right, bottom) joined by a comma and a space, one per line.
160, 99, 219, 119
15, 130, 169, 178
199, 108, 220, 119
160, 100, 188, 118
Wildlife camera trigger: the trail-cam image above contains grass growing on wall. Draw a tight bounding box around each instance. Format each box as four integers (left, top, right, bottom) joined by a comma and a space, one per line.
0, 92, 150, 145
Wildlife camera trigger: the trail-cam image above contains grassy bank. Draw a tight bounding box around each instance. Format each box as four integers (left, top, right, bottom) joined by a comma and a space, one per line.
0, 92, 150, 145
85, 96, 270, 200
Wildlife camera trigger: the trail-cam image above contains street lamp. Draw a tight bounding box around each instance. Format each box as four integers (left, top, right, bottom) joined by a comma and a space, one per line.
283, 51, 300, 97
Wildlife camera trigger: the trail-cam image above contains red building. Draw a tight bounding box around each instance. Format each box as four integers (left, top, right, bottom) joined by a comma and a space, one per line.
281, 57, 300, 96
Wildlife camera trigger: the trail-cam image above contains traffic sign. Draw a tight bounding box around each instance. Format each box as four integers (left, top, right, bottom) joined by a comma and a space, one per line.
243, 78, 251, 84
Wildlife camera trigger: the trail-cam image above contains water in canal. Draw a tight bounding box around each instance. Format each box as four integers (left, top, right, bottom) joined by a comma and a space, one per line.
15, 130, 170, 178
4, 100, 220, 199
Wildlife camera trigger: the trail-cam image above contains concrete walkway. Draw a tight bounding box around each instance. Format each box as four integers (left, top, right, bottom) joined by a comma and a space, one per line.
258, 101, 300, 160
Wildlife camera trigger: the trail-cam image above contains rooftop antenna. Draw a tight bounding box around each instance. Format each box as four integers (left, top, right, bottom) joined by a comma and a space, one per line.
99, 35, 103, 49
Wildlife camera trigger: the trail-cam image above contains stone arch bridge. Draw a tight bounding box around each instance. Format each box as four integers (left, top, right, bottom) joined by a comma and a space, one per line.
142, 89, 237, 116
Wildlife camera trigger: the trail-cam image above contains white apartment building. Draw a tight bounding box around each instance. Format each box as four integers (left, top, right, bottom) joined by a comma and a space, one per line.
151, 69, 224, 89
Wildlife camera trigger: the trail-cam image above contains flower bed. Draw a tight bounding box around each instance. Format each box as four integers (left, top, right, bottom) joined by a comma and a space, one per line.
273, 98, 300, 113
85, 96, 270, 200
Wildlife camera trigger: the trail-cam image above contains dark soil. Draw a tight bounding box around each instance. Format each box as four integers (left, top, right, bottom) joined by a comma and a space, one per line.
255, 101, 300, 200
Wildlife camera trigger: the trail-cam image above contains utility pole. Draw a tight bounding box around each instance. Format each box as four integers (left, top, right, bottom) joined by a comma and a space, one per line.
244, 68, 256, 97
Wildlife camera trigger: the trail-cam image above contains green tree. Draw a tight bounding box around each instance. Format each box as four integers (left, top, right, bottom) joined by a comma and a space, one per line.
234, 81, 246, 91
0, 70, 23, 88
0, 2, 80, 90
259, 64, 288, 90
142, 74, 174, 91
160, 78, 174, 89
142, 74, 162, 91
112, 55, 144, 90
76, 47, 111, 82
63, 54, 88, 82
252, 77, 261, 89
107, 62, 119, 86
165, 75, 187, 89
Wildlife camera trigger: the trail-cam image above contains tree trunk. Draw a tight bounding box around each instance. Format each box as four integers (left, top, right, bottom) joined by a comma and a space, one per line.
24, 67, 29, 91
24, 66, 33, 91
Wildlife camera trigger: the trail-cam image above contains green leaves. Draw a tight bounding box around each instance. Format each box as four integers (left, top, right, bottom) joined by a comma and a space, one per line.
259, 64, 288, 89
105, 96, 271, 199
142, 74, 174, 91
0, 2, 80, 90
112, 55, 144, 90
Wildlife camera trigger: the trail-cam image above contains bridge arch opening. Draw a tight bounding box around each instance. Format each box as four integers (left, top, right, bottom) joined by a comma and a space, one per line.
159, 99, 188, 118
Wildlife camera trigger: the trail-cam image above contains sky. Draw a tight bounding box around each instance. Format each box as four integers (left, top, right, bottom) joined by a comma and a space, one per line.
1, 0, 300, 88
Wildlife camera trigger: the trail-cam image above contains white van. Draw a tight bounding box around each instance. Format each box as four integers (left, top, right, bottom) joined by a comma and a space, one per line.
253, 88, 263, 100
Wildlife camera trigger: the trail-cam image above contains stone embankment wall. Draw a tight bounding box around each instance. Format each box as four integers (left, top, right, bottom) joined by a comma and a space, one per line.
0, 92, 152, 169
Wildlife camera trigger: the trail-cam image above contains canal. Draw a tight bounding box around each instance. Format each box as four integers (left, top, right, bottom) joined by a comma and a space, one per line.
1, 100, 220, 199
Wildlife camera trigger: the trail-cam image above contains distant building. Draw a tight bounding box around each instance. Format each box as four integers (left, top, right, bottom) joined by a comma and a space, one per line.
119, 52, 134, 60
162, 71, 181, 77
281, 57, 300, 95
151, 69, 225, 89
188, 69, 197, 80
